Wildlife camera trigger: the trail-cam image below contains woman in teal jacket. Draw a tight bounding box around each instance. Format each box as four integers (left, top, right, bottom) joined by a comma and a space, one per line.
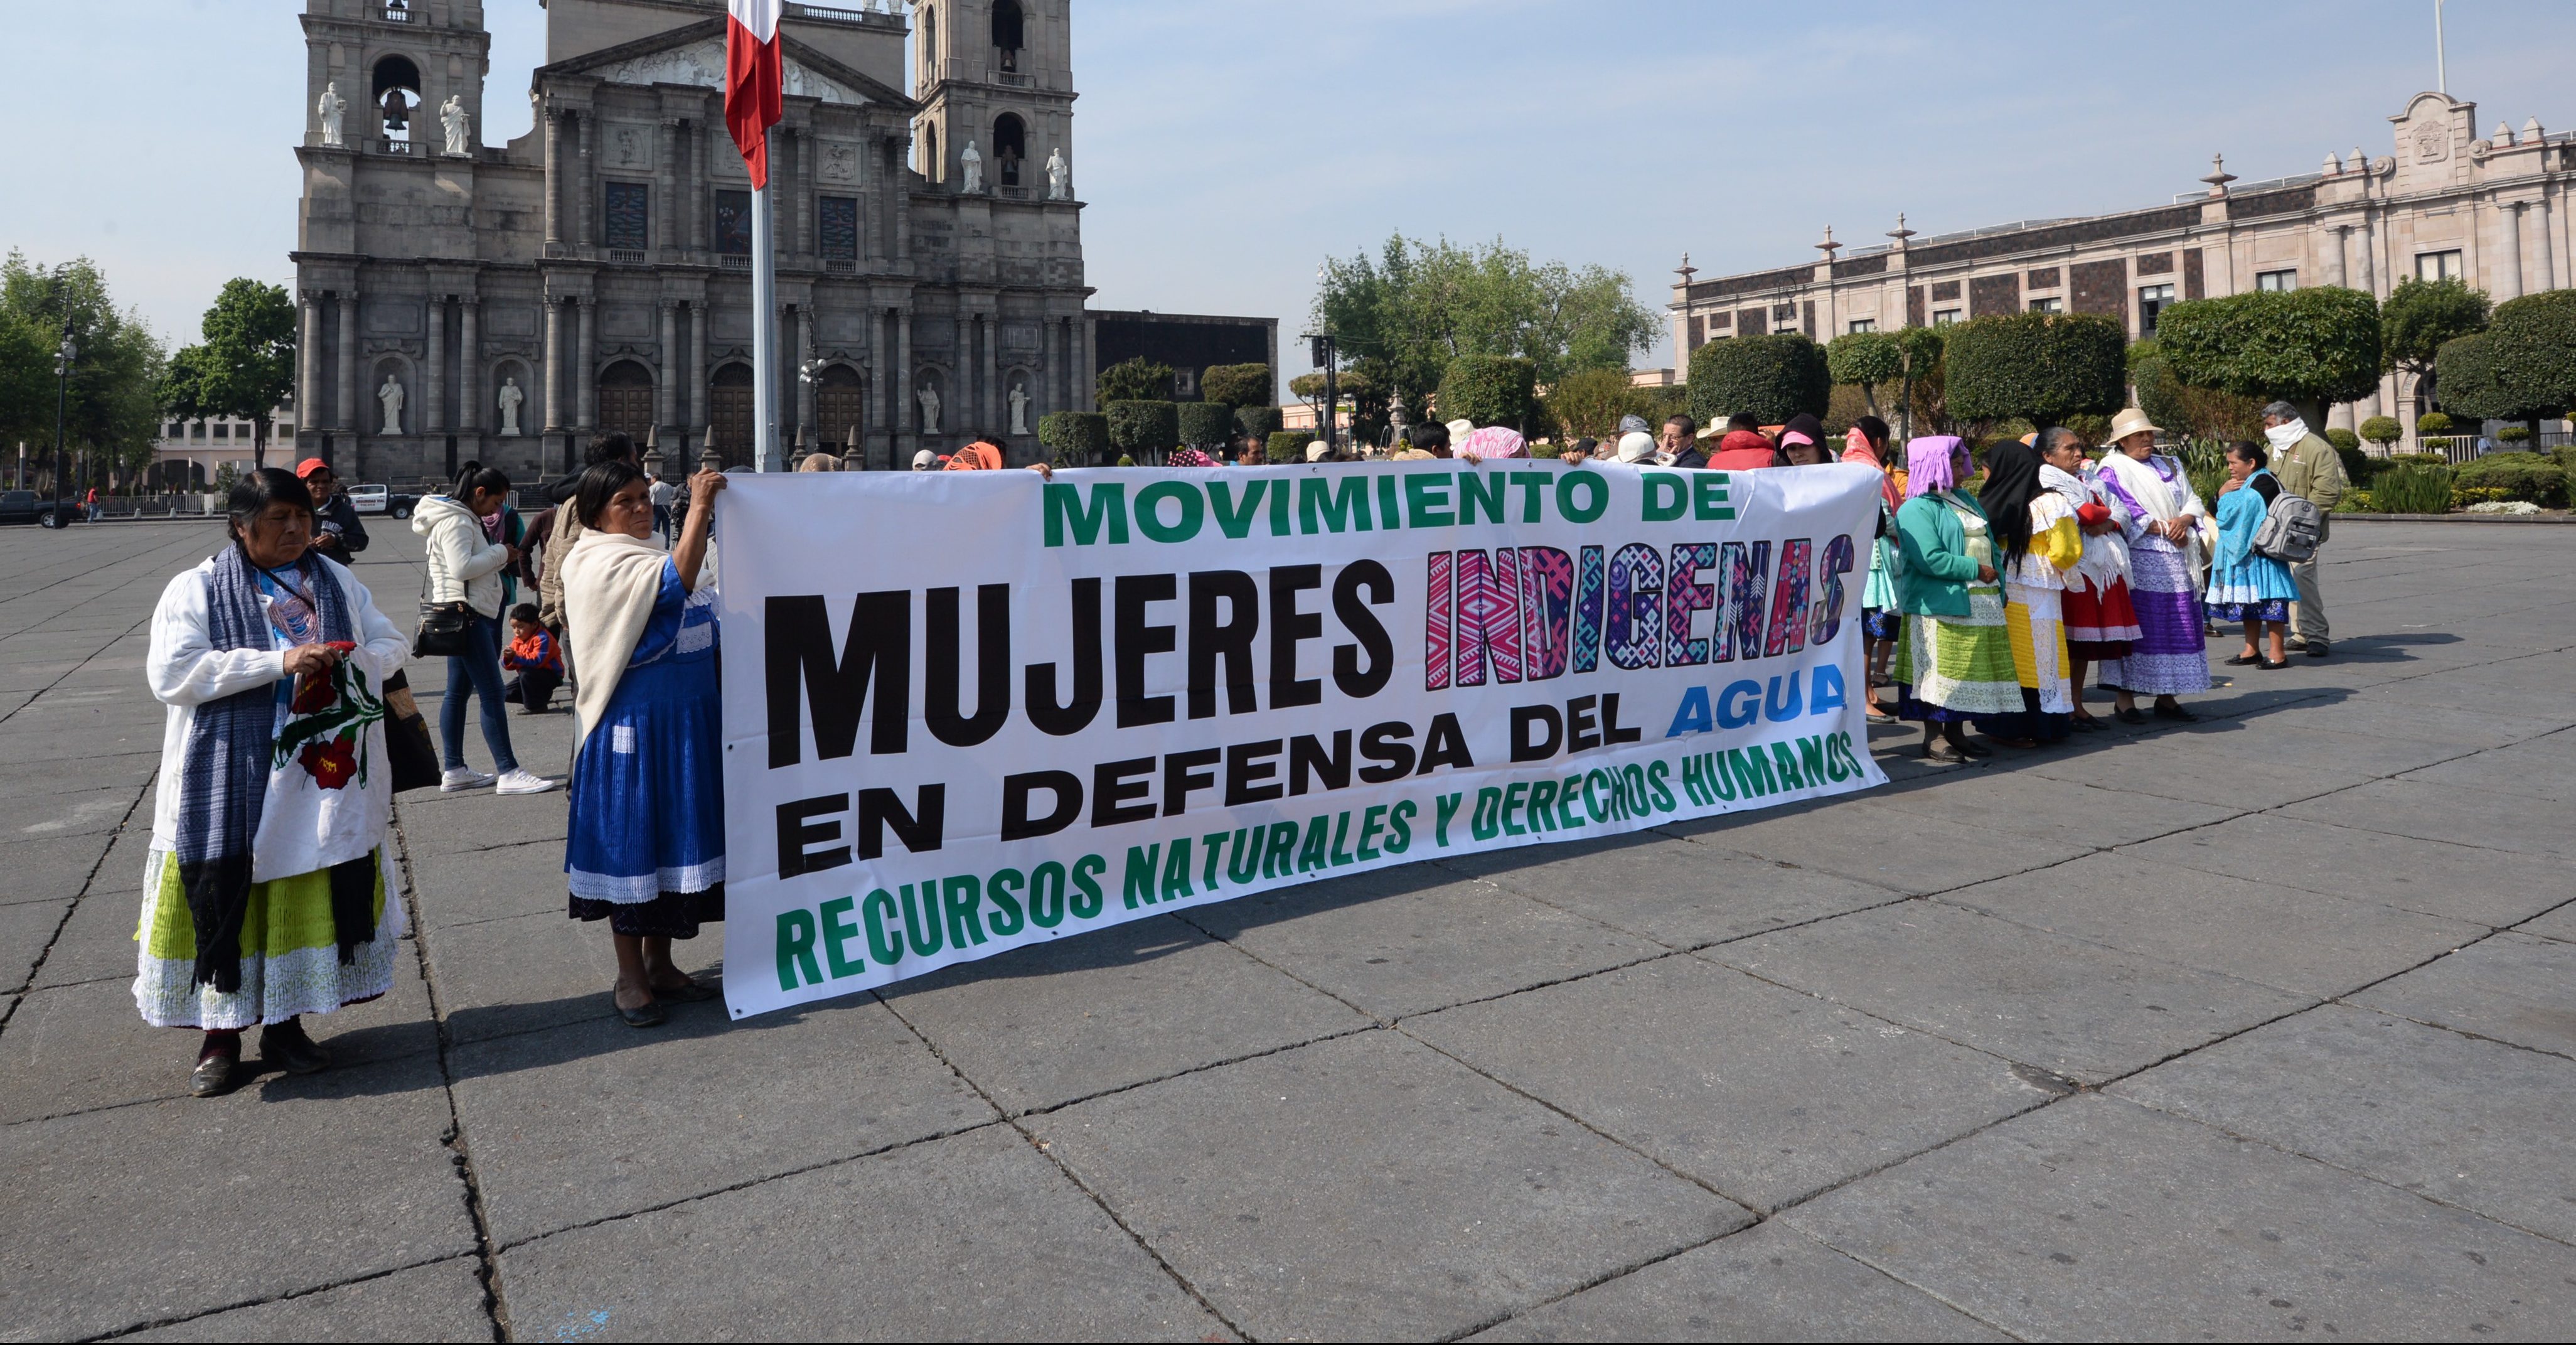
1891, 436, 2016, 763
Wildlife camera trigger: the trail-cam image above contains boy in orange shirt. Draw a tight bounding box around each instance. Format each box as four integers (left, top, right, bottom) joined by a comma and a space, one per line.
500, 603, 564, 714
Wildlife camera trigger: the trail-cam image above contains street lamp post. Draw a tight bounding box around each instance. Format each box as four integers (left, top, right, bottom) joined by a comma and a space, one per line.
52, 333, 76, 527
1306, 333, 1337, 456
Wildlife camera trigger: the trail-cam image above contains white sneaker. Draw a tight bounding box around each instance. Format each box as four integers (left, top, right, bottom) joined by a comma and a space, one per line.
494, 768, 559, 796
441, 768, 496, 793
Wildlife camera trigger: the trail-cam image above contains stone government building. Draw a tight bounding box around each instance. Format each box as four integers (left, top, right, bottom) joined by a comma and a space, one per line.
1672, 89, 2569, 442
292, 0, 1273, 481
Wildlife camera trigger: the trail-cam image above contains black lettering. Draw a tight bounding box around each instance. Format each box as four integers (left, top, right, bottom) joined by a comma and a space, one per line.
1566, 694, 1603, 753
1332, 560, 1395, 699
1092, 756, 1157, 827
1187, 570, 1260, 721
1001, 771, 1083, 841
776, 794, 851, 878
1418, 712, 1475, 774
1163, 748, 1222, 818
1289, 731, 1352, 795
1026, 577, 1104, 736
1358, 721, 1416, 783
766, 592, 909, 767
926, 584, 1010, 748
1269, 564, 1324, 709
858, 785, 944, 859
1226, 739, 1285, 805
1114, 575, 1178, 727
1510, 705, 1563, 763
1601, 692, 1643, 746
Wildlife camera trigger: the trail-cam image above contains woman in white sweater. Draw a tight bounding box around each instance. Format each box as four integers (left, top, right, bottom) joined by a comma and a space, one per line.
412, 464, 555, 795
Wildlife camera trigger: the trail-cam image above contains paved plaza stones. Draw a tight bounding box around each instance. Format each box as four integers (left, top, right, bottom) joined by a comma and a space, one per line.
0, 520, 2572, 1341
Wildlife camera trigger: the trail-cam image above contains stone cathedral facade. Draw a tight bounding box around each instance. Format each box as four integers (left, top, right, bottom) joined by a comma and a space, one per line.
292, 0, 1093, 481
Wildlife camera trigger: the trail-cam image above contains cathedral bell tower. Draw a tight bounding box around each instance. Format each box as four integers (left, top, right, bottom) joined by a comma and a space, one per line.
911, 0, 1074, 198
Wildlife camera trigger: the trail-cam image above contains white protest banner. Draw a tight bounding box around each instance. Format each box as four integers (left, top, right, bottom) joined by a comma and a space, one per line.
714, 460, 1889, 1018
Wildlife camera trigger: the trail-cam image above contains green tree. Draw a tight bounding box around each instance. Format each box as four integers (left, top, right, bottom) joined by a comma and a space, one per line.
0, 304, 51, 455
1104, 400, 1178, 459
2380, 276, 2490, 410
1314, 234, 1656, 419
1037, 410, 1108, 464
1199, 363, 1273, 410
1, 252, 167, 495
2481, 289, 2576, 441
1940, 313, 2127, 434
1893, 326, 1945, 439
2358, 414, 2402, 450
2130, 338, 2263, 444
163, 279, 297, 472
2155, 286, 2382, 427
1825, 330, 1903, 418
1436, 355, 1537, 431
1096, 356, 1172, 404
1541, 367, 1657, 440
1176, 400, 1235, 449
1687, 333, 1829, 428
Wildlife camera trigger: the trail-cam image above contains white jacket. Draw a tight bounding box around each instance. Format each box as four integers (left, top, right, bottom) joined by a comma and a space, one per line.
412, 495, 511, 618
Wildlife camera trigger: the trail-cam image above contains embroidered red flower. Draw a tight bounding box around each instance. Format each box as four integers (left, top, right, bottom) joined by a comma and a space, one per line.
299, 735, 359, 790
291, 670, 338, 715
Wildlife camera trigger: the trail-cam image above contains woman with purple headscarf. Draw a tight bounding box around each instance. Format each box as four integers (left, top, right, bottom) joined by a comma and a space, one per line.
1889, 437, 2018, 762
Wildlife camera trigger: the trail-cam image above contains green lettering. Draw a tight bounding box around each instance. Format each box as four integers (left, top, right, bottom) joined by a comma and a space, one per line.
1406, 473, 1455, 528
1043, 481, 1128, 547
819, 896, 864, 980
1458, 470, 1506, 525
776, 908, 822, 990
1123, 844, 1162, 909
1070, 854, 1108, 919
862, 889, 904, 965
1298, 476, 1374, 534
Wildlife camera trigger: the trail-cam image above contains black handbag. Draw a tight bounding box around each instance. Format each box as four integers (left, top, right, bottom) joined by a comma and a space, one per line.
411, 528, 478, 658
379, 670, 443, 793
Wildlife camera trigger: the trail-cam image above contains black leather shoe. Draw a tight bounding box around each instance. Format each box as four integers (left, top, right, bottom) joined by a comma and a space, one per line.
2306, 642, 2330, 660
616, 992, 667, 1029
2117, 707, 2151, 725
2152, 702, 2200, 722
190, 1041, 242, 1098
262, 1019, 329, 1075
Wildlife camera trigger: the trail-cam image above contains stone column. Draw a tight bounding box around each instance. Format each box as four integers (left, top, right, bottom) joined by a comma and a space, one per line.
2327, 226, 2350, 288
895, 308, 914, 443
2534, 196, 2560, 293
954, 313, 972, 433
691, 121, 712, 252
1076, 316, 1093, 412
980, 312, 999, 435
870, 308, 890, 466
797, 130, 816, 257
656, 121, 677, 254
576, 297, 597, 429
543, 110, 562, 247
298, 294, 321, 443
426, 298, 447, 434
2495, 201, 2525, 302
543, 299, 565, 432
577, 114, 596, 249
894, 154, 912, 267
796, 306, 816, 439
459, 299, 481, 432
336, 294, 359, 432
658, 300, 680, 432
689, 303, 708, 432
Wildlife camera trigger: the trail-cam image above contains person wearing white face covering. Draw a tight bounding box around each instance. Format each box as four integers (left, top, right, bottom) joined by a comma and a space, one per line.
2261, 401, 2348, 659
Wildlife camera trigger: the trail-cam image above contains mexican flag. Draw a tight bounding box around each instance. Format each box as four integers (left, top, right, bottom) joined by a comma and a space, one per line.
724, 0, 785, 188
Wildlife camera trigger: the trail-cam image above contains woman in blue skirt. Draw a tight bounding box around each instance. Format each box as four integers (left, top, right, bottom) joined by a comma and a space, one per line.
2208, 441, 2301, 672
560, 461, 728, 1027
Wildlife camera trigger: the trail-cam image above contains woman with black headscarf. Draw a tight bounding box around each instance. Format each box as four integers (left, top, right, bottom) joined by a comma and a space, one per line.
1777, 413, 1832, 466
1975, 439, 2085, 748
141, 469, 414, 1096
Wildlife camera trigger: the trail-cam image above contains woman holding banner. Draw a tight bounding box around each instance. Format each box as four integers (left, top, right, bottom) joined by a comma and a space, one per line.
560, 463, 729, 1027
1890, 436, 2017, 763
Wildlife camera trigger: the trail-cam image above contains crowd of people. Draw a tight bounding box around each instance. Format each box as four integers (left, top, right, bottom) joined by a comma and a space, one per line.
137, 400, 2345, 1093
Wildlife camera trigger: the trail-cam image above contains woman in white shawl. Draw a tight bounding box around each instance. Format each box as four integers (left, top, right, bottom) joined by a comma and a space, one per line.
559, 464, 728, 1027
2037, 427, 2140, 731
2092, 411, 2213, 722
142, 468, 412, 1097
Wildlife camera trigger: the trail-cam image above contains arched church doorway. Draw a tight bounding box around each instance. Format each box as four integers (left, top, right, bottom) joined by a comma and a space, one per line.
710, 363, 755, 468
599, 360, 655, 441
995, 114, 1027, 188
815, 365, 867, 456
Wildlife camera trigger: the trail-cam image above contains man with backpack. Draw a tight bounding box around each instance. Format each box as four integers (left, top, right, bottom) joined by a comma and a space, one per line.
2262, 402, 2349, 660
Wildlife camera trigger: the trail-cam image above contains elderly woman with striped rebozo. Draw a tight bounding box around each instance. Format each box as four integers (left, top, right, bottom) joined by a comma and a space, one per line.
560, 463, 730, 1027
2092, 409, 2211, 723
141, 468, 412, 1098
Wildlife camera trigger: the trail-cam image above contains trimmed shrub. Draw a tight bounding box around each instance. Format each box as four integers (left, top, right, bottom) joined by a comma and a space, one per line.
1266, 431, 1315, 464
2371, 463, 2455, 514
1098, 357, 1173, 404
1542, 367, 1659, 440
2325, 427, 2360, 454
2482, 289, 2576, 427
2156, 286, 2384, 414
1177, 400, 1236, 448
1687, 333, 1830, 427
2450, 454, 2568, 506
2498, 424, 2533, 443
1200, 363, 1274, 409
1437, 355, 1539, 431
1233, 405, 1283, 441
2358, 414, 2402, 449
2415, 411, 2455, 437
1037, 410, 1109, 464
1114, 454, 1138, 468
1826, 330, 1903, 398
1106, 400, 1180, 456
1942, 313, 2129, 426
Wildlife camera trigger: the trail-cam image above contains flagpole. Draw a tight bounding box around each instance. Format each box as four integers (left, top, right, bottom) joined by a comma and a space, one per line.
751, 143, 778, 474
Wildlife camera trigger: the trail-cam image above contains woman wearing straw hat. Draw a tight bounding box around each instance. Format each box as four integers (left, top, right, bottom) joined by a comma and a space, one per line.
2092, 409, 2211, 722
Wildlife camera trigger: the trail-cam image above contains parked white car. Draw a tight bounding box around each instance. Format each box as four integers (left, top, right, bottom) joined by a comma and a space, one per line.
346, 484, 390, 515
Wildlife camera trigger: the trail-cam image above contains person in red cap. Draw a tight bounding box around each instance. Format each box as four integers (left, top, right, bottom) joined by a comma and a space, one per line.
295, 458, 370, 562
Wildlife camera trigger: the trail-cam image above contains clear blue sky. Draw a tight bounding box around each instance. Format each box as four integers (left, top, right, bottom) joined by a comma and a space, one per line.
4, 0, 2570, 372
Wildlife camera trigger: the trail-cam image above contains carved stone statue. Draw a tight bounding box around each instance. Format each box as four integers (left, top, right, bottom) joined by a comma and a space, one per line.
1008, 382, 1030, 436
1046, 147, 1070, 201
917, 383, 943, 436
378, 375, 406, 436
440, 96, 471, 158
496, 378, 524, 437
960, 140, 983, 193
318, 82, 347, 147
